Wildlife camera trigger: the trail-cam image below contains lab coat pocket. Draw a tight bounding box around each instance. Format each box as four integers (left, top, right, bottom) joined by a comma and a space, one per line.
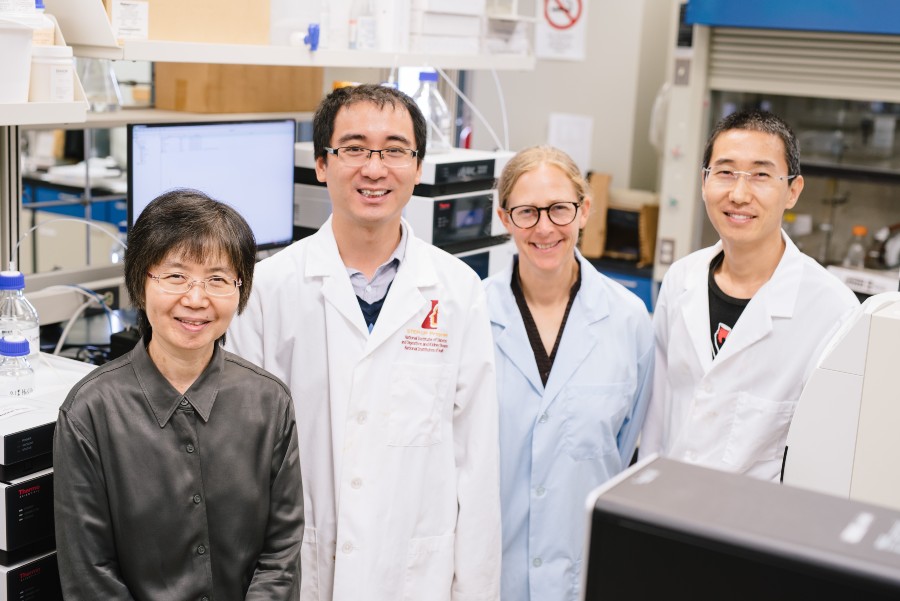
299, 526, 320, 601
387, 363, 449, 447
722, 393, 795, 472
562, 384, 630, 461
403, 533, 455, 601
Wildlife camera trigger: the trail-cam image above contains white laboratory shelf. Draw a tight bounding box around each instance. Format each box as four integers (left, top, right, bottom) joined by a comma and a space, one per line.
0, 100, 87, 127
75, 40, 536, 71
25, 107, 314, 130
45, 0, 535, 70
0, 19, 89, 127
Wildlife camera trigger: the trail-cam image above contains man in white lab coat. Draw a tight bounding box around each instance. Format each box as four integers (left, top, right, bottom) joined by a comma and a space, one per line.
226, 84, 501, 601
641, 109, 859, 481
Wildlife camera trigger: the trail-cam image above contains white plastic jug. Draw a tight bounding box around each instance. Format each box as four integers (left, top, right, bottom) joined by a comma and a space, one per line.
0, 19, 33, 103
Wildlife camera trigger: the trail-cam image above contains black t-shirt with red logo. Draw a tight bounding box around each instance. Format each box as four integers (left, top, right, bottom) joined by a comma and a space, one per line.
708, 251, 750, 359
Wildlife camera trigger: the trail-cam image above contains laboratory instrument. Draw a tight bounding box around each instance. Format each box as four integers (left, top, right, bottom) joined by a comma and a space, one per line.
583, 455, 900, 600
782, 292, 900, 511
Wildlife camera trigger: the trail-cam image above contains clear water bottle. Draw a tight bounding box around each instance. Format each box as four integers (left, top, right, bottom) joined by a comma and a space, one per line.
411, 71, 452, 154
0, 271, 40, 364
842, 225, 867, 269
0, 335, 34, 397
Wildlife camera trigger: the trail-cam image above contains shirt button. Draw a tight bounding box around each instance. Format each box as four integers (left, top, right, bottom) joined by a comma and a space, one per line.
179, 399, 189, 407
193, 494, 202, 504
351, 478, 362, 489
365, 285, 372, 292
201, 597, 209, 601
342, 542, 353, 554
538, 412, 548, 423
197, 545, 207, 555
186, 443, 195, 453
357, 411, 368, 424
535, 486, 546, 497
532, 557, 542, 567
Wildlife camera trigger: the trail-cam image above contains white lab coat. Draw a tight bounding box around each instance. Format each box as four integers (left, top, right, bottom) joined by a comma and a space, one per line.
485, 251, 653, 601
226, 217, 501, 601
641, 233, 859, 480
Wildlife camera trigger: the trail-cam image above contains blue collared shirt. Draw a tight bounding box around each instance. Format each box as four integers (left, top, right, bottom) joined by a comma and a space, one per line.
346, 222, 408, 303
345, 223, 408, 332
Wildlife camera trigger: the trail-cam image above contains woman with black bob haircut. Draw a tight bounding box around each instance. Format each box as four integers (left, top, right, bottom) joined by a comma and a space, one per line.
124, 187, 257, 339
54, 188, 304, 601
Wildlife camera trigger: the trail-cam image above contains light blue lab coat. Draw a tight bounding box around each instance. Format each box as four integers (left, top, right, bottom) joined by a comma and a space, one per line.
483, 251, 653, 601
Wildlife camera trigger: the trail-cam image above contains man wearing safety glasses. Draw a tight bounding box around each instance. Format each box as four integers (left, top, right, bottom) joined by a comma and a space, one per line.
641, 109, 858, 481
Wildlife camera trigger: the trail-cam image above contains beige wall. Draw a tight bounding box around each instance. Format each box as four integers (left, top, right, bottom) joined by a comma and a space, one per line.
468, 0, 675, 191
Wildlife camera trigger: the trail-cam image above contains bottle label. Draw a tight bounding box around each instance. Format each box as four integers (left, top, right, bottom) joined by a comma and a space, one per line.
33, 26, 56, 46
23, 326, 40, 360
1, 384, 34, 397
0, 374, 34, 397
349, 15, 377, 50
50, 64, 75, 102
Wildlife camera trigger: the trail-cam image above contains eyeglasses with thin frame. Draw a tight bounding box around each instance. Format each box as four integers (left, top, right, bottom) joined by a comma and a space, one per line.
504, 202, 582, 229
702, 167, 798, 190
325, 146, 419, 168
147, 272, 242, 297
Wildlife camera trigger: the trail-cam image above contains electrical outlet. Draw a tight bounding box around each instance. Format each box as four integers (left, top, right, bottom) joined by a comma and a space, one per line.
658, 238, 675, 265
88, 286, 120, 315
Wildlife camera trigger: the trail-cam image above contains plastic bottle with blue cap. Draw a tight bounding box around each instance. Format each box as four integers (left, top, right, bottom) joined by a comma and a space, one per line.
0, 271, 40, 364
411, 71, 452, 154
0, 335, 34, 397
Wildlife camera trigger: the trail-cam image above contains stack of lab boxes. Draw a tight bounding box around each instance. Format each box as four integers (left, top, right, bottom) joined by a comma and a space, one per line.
0, 358, 94, 600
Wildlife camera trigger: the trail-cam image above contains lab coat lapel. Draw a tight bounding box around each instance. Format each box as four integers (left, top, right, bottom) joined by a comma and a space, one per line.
364, 230, 435, 357
306, 220, 367, 495
542, 255, 605, 408
679, 245, 719, 373
306, 219, 371, 339
490, 262, 544, 394
713, 234, 801, 364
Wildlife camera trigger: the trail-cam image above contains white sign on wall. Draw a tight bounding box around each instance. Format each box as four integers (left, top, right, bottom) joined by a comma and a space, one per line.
547, 112, 593, 175
536, 0, 587, 61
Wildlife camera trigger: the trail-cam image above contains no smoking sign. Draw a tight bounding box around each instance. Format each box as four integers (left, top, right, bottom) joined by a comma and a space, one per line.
544, 0, 583, 30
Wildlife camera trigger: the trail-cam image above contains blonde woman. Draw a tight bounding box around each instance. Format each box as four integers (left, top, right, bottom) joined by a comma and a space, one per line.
484, 146, 653, 601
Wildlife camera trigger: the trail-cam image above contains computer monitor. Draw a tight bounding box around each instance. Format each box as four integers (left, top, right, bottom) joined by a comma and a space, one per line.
127, 119, 296, 250
583, 456, 900, 600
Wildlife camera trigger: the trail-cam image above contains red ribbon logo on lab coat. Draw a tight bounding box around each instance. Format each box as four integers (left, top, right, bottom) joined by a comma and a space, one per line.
713, 322, 732, 357
421, 300, 439, 329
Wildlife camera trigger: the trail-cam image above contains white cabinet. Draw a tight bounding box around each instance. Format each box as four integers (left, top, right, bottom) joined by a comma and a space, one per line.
45, 0, 535, 70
